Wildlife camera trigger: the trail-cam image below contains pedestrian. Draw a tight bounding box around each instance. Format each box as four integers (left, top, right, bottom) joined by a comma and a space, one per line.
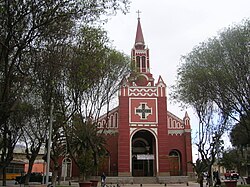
214, 171, 221, 187
101, 172, 106, 187
206, 173, 210, 186
213, 171, 217, 181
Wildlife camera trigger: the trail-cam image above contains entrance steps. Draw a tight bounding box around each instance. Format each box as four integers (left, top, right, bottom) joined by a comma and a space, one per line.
133, 177, 158, 184
105, 176, 188, 185
106, 177, 157, 184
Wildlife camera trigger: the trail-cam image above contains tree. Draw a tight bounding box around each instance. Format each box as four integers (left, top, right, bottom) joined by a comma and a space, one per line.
66, 115, 106, 181
171, 19, 250, 186
228, 115, 250, 176
190, 104, 226, 187
64, 25, 130, 181
172, 18, 250, 128
230, 114, 250, 147
189, 159, 208, 187
0, 102, 30, 185
21, 103, 48, 185
0, 0, 130, 133
0, 1, 130, 185
220, 148, 242, 172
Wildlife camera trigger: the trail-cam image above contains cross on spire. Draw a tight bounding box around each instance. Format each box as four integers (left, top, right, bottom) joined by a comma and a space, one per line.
136, 10, 141, 19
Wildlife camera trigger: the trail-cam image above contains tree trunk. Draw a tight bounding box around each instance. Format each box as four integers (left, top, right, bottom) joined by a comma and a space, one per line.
208, 164, 214, 187
52, 169, 58, 186
25, 158, 35, 185
57, 168, 62, 185
198, 176, 204, 187
2, 167, 6, 186
1, 145, 14, 186
199, 180, 203, 187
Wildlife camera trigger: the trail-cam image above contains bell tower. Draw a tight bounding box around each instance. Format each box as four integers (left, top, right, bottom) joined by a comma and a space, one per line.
132, 15, 150, 74
118, 14, 168, 177
130, 15, 154, 87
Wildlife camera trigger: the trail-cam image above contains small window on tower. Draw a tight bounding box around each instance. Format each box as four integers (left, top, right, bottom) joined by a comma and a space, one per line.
142, 56, 146, 72
136, 56, 140, 71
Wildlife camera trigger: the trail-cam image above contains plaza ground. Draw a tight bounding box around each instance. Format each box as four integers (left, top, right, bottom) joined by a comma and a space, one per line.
0, 181, 200, 187
0, 179, 247, 187
1, 176, 249, 187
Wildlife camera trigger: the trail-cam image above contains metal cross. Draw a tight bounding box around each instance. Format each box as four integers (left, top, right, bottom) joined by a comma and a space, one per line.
136, 10, 141, 19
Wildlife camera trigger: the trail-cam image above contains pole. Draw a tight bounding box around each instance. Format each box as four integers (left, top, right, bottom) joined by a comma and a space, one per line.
46, 103, 54, 185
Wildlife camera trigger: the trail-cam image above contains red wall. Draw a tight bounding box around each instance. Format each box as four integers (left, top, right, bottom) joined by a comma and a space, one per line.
105, 134, 119, 175
117, 96, 130, 175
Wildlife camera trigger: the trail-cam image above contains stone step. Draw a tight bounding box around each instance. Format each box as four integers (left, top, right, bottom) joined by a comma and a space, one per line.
99, 176, 189, 185
133, 177, 158, 184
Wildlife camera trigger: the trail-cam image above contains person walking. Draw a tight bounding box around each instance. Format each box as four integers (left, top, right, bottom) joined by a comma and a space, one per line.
214, 171, 221, 187
101, 172, 106, 187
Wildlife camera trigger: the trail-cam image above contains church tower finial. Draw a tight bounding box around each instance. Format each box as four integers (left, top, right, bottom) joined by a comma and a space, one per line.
135, 10, 145, 48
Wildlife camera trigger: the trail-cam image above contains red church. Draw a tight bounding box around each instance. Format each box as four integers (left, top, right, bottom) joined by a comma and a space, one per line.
97, 17, 193, 179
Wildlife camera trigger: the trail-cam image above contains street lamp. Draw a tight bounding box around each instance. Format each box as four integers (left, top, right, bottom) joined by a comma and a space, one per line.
45, 103, 54, 185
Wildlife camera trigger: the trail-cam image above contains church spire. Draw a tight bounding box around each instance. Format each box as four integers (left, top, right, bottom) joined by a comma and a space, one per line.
135, 10, 145, 49
131, 12, 153, 81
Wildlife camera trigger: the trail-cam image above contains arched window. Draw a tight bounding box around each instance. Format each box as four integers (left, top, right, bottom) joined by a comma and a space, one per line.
110, 115, 113, 128
169, 150, 179, 157
62, 157, 72, 179
136, 56, 140, 71
177, 122, 180, 128
142, 56, 146, 72
115, 113, 118, 128
169, 118, 172, 128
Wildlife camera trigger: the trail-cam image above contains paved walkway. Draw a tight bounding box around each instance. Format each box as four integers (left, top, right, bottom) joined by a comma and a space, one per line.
0, 181, 201, 187
103, 182, 200, 187
60, 181, 200, 187
1, 179, 246, 187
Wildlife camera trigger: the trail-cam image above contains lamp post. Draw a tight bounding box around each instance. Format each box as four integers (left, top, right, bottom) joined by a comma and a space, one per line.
46, 103, 54, 185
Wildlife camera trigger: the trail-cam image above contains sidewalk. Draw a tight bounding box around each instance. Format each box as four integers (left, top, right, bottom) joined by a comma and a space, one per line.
59, 181, 200, 187
0, 181, 200, 187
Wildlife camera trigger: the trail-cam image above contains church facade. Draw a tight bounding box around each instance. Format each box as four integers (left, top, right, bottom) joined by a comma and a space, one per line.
97, 18, 193, 177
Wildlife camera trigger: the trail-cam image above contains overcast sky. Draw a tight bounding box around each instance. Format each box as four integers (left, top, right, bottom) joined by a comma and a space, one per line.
103, 0, 250, 154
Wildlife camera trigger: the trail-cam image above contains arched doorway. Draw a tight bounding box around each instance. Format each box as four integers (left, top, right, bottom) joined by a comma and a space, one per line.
131, 130, 156, 177
169, 150, 181, 176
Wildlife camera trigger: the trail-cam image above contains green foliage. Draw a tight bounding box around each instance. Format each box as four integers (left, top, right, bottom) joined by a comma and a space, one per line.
172, 19, 250, 122
0, 0, 130, 185
69, 26, 130, 94
67, 114, 107, 180
0, 0, 130, 130
230, 114, 250, 147
189, 159, 208, 185
171, 19, 250, 187
69, 26, 111, 91
220, 148, 240, 171
172, 20, 250, 168
190, 159, 208, 175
